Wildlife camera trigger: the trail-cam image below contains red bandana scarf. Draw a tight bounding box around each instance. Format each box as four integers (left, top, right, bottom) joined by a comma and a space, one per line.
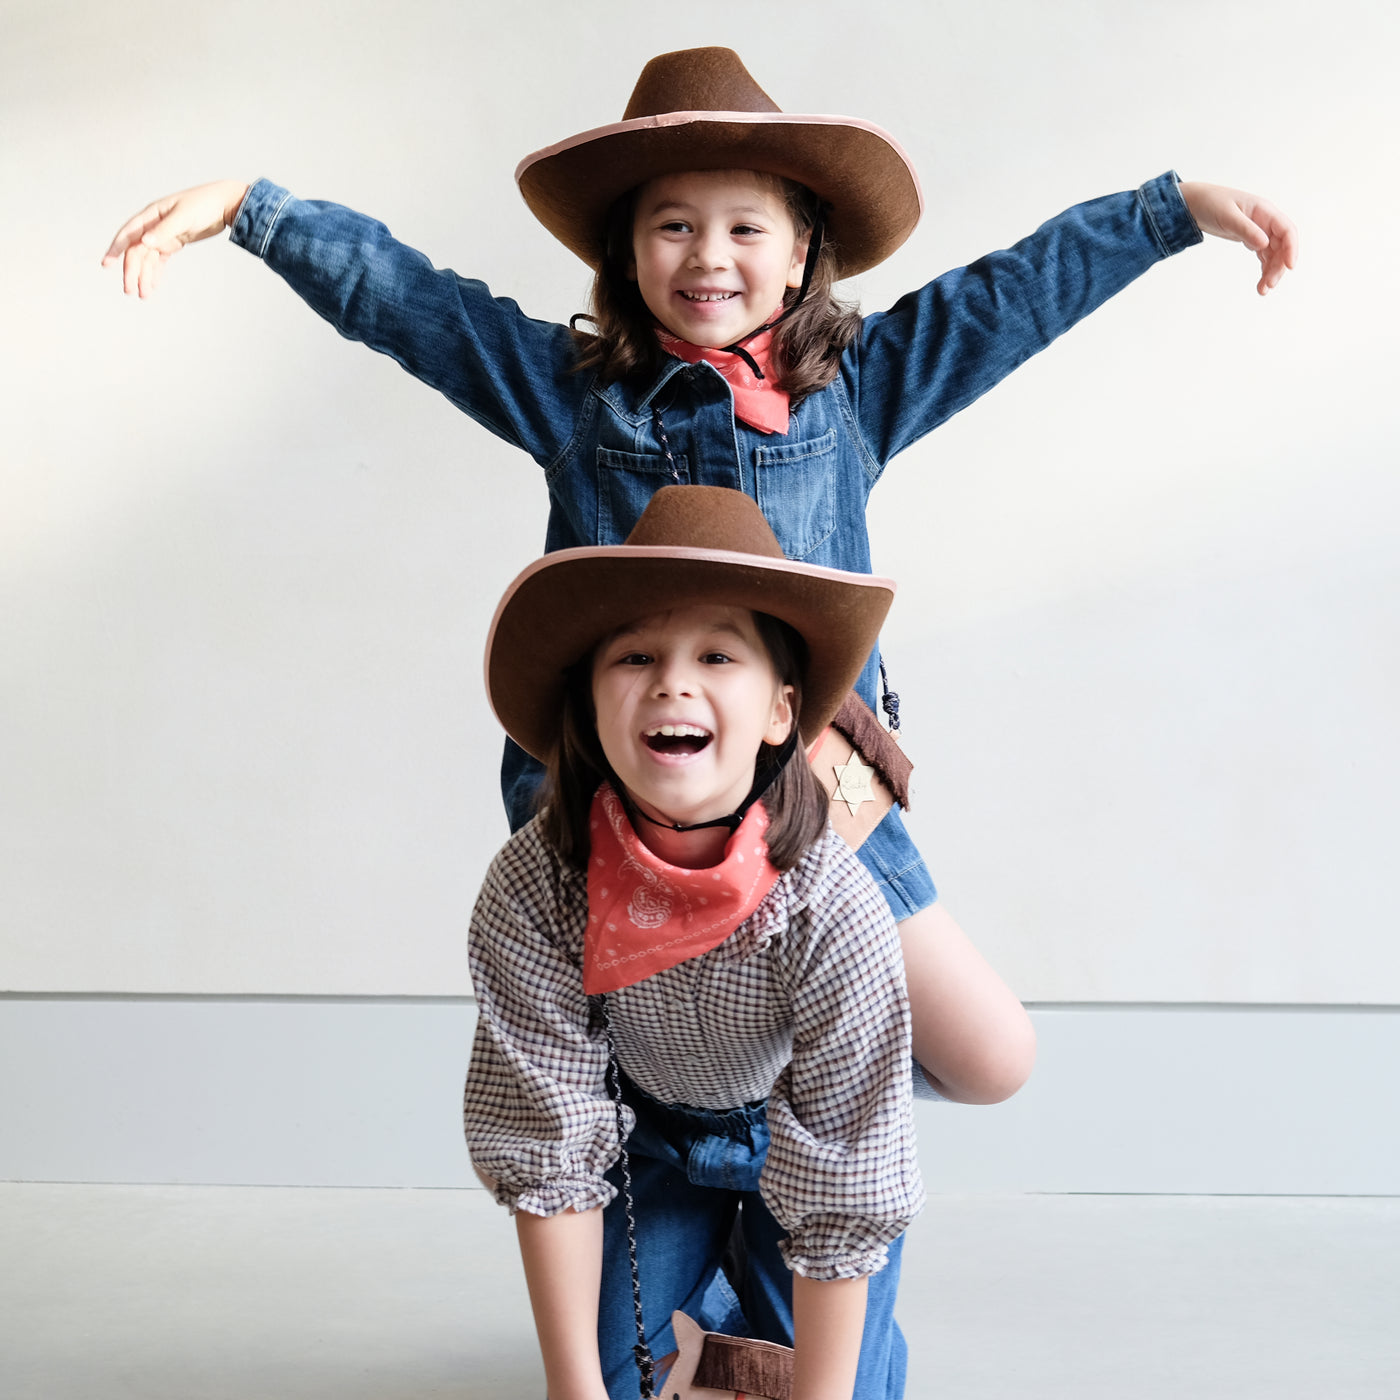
656, 320, 790, 436
582, 784, 782, 995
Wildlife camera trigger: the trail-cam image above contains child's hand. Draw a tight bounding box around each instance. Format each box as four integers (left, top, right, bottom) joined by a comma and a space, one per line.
1178, 182, 1298, 296
101, 180, 251, 298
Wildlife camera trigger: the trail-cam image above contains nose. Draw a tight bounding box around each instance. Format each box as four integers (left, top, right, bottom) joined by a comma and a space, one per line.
686, 225, 731, 271
650, 653, 697, 697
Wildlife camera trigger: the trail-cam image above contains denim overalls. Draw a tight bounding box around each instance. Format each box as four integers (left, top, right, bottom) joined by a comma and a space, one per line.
598, 1072, 907, 1400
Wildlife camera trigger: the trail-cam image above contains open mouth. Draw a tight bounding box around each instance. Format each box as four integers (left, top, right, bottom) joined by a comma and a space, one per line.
644, 723, 712, 755
679, 291, 737, 302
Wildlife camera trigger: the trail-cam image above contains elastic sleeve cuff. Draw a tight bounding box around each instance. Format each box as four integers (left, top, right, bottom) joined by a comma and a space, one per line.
775, 1208, 913, 1280
1137, 170, 1204, 258
229, 178, 294, 260
779, 1236, 892, 1282
492, 1174, 617, 1219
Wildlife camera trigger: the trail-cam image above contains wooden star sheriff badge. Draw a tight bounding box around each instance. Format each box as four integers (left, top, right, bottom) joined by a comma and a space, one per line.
831, 753, 877, 815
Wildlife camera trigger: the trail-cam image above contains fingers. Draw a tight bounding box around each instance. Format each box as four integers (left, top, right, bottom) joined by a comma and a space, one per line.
1183, 182, 1299, 297
117, 238, 169, 299
139, 209, 188, 256
1242, 197, 1298, 296
104, 197, 180, 297
1256, 202, 1299, 296
100, 183, 241, 296
121, 242, 140, 296
142, 245, 174, 299
137, 244, 162, 299
101, 199, 170, 267
1210, 191, 1270, 251
121, 241, 143, 297
1232, 212, 1270, 252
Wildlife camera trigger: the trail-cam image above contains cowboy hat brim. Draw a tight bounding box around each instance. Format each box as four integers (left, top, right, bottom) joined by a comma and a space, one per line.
486, 544, 896, 763
516, 110, 923, 277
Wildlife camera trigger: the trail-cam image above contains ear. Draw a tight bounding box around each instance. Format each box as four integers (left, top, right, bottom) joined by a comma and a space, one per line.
786, 236, 810, 289
764, 683, 796, 746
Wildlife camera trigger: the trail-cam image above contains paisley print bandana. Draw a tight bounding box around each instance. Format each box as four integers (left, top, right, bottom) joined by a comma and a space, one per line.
582, 784, 781, 995
655, 320, 790, 436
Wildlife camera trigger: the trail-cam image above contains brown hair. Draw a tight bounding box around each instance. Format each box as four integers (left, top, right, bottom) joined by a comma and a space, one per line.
570, 176, 864, 404
537, 611, 829, 870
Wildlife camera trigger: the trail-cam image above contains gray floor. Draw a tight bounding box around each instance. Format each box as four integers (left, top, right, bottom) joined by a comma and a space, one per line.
2, 1184, 1397, 1399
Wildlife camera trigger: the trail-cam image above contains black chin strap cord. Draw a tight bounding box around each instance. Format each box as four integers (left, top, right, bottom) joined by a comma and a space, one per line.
625, 729, 800, 835
718, 211, 827, 380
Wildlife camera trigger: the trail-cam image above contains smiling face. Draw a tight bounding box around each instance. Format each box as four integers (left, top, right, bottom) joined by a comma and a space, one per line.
629, 169, 809, 347
590, 603, 795, 837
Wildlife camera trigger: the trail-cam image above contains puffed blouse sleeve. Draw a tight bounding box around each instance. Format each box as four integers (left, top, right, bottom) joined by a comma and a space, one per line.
762, 839, 926, 1280
463, 824, 626, 1217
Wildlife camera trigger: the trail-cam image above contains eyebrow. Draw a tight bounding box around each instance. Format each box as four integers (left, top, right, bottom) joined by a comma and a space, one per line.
605, 615, 752, 646
643, 198, 773, 221
704, 618, 751, 639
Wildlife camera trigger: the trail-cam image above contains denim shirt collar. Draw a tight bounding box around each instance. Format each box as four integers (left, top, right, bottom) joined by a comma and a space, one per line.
595, 355, 727, 422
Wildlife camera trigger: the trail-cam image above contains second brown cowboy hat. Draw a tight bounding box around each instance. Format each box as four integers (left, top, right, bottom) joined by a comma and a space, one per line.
515, 47, 922, 278
486, 486, 895, 763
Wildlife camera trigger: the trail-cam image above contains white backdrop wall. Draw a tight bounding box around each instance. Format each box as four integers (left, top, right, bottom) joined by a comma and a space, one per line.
3, 0, 1397, 1002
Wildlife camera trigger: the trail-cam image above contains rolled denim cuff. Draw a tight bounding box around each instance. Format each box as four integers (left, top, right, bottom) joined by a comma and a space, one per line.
856, 805, 938, 921
1138, 170, 1203, 258
229, 178, 294, 260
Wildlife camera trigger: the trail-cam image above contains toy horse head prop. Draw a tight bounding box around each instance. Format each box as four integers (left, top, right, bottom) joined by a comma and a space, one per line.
666, 1311, 794, 1400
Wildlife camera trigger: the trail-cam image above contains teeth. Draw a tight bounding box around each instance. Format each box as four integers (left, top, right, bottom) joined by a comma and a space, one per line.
680, 291, 736, 302
646, 724, 710, 738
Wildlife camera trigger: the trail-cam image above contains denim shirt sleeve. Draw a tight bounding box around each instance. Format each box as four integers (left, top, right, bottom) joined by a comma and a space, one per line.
843, 171, 1203, 472
229, 180, 590, 468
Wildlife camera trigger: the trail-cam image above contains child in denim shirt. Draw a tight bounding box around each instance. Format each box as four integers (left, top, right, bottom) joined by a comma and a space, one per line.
103, 46, 1297, 1117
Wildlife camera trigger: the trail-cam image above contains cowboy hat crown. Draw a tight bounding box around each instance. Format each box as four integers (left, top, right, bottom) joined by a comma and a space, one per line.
516, 48, 923, 277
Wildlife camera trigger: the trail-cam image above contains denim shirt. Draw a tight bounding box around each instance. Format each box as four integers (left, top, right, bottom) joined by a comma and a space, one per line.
231, 172, 1201, 909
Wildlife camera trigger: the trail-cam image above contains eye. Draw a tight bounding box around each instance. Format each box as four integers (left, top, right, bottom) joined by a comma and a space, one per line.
617, 651, 653, 666
731, 223, 765, 237
658, 219, 692, 234
700, 651, 734, 665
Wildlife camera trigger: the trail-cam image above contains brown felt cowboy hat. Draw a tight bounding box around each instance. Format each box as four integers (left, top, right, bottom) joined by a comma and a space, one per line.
515, 47, 923, 278
486, 487, 896, 763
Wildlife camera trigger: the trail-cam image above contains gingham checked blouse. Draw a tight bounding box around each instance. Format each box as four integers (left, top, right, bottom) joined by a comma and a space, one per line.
464, 816, 925, 1280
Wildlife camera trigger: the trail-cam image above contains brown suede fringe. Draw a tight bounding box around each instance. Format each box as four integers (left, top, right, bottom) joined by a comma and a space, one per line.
694, 1331, 794, 1399
831, 691, 913, 810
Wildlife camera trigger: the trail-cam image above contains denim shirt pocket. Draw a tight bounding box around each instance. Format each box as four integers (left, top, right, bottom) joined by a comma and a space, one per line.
595, 446, 690, 544
753, 428, 837, 560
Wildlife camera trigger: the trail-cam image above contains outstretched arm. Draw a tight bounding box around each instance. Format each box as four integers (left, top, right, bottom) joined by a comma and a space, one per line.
101, 180, 251, 298
1179, 181, 1298, 295
103, 178, 587, 465
850, 172, 1202, 467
